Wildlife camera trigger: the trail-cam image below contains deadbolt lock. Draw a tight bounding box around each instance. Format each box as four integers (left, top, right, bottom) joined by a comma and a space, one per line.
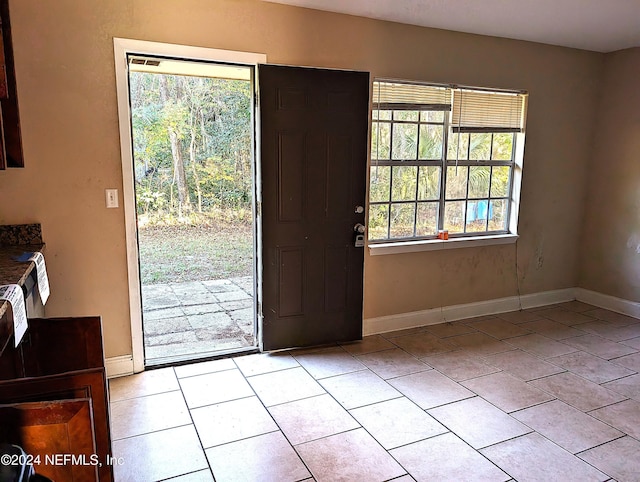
354, 223, 366, 248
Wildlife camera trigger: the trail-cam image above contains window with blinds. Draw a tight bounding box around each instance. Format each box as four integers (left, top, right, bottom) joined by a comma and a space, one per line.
373, 81, 452, 110
451, 88, 526, 132
369, 79, 528, 243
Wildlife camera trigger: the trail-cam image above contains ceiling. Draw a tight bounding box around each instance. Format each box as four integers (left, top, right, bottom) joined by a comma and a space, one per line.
262, 0, 640, 53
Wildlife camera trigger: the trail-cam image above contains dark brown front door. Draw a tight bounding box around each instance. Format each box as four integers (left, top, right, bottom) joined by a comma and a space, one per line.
259, 64, 369, 351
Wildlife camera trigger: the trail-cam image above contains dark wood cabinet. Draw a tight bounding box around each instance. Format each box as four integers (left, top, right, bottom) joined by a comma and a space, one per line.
0, 317, 113, 481
0, 0, 23, 170
0, 399, 99, 481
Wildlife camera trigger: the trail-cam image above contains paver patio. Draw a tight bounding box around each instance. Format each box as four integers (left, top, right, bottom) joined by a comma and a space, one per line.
142, 276, 256, 365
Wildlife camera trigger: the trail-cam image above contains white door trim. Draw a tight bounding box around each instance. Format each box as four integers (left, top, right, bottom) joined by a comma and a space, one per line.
113, 38, 266, 373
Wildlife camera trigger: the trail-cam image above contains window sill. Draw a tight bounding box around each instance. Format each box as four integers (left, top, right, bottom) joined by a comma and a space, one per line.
368, 233, 519, 256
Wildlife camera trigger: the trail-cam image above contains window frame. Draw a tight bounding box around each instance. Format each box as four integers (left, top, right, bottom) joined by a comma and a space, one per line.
369, 103, 449, 241
442, 131, 517, 238
368, 79, 526, 251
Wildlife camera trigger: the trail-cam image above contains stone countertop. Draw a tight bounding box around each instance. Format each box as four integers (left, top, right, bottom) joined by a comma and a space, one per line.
0, 244, 45, 319
0, 223, 43, 246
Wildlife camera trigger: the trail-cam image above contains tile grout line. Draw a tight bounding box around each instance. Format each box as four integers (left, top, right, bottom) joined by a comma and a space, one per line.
287, 346, 414, 479
227, 355, 318, 480
111, 303, 639, 481
173, 365, 217, 480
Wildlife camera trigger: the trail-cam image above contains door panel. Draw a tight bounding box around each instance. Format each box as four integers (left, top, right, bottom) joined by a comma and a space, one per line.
278, 247, 305, 317
260, 64, 369, 350
278, 132, 305, 222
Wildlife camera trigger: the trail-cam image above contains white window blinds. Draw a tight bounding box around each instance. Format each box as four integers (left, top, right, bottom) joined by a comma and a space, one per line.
373, 81, 452, 110
451, 89, 527, 132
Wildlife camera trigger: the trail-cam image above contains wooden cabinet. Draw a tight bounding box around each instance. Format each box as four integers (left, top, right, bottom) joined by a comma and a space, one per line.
0, 399, 99, 481
0, 0, 24, 170
0, 317, 113, 481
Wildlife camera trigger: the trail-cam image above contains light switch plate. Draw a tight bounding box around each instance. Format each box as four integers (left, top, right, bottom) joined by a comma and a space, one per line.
105, 189, 119, 208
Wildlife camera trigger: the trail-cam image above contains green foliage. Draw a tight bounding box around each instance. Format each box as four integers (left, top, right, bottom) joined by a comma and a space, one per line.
130, 70, 253, 219
136, 185, 167, 213
196, 158, 251, 210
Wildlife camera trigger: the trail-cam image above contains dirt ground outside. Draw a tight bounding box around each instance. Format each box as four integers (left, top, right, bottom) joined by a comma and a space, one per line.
138, 221, 254, 285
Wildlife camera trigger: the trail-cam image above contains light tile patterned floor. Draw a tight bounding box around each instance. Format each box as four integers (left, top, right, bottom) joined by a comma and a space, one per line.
109, 302, 640, 481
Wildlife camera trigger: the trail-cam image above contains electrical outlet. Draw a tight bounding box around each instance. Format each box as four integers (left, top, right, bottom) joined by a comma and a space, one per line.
105, 189, 119, 208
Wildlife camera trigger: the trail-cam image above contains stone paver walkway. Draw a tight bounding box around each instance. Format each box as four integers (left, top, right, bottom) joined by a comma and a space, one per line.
141, 276, 256, 365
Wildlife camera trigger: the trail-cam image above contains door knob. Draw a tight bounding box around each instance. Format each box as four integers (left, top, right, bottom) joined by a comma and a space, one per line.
354, 223, 366, 234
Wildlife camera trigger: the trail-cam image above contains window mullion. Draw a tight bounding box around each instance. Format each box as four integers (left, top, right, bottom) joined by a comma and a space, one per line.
505, 133, 517, 232
485, 133, 494, 232
439, 112, 450, 231
413, 169, 420, 238
386, 111, 395, 239
463, 161, 471, 233
489, 132, 495, 161
444, 160, 512, 167
386, 196, 392, 240
413, 116, 420, 237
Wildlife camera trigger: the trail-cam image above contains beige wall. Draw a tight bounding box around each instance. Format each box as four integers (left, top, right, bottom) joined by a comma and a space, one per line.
579, 48, 640, 302
0, 0, 603, 358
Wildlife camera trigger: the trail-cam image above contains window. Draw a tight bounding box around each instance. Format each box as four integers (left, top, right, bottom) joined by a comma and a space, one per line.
368, 80, 527, 244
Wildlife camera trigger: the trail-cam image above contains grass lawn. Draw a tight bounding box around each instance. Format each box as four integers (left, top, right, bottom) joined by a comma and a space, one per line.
138, 221, 254, 284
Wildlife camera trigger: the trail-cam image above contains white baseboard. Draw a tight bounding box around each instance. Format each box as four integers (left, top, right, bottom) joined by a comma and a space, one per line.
363, 306, 446, 336
364, 288, 576, 336
441, 295, 520, 323
108, 288, 636, 368
575, 288, 640, 319
106, 355, 134, 379
519, 288, 577, 309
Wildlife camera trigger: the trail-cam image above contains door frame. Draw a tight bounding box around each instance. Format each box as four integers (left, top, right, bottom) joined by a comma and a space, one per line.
113, 38, 266, 373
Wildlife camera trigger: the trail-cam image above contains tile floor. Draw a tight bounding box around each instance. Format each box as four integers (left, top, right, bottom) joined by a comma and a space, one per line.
109, 301, 640, 481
